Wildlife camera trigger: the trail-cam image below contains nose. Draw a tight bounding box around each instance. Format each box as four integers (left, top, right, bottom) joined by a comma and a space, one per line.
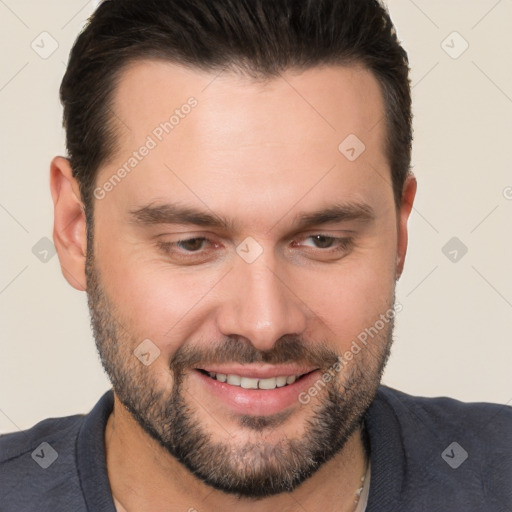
215, 249, 308, 351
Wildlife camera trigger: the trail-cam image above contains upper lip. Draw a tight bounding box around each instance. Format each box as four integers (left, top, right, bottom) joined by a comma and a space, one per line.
197, 365, 317, 379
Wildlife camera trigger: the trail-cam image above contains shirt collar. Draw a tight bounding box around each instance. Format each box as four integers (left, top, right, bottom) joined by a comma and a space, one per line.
75, 386, 405, 512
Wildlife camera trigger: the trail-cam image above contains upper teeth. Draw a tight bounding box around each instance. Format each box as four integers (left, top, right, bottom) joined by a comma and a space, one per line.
208, 372, 298, 390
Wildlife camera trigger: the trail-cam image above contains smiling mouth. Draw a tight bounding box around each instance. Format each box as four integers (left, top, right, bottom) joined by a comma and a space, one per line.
196, 369, 314, 390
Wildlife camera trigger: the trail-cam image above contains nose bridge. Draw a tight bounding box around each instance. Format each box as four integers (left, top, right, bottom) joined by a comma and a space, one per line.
216, 247, 308, 350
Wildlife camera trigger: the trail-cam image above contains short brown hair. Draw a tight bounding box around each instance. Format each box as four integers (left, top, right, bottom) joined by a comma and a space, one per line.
60, 0, 412, 218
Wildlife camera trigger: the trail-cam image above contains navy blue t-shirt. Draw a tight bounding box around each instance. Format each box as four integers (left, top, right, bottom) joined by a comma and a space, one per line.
1, 385, 511, 511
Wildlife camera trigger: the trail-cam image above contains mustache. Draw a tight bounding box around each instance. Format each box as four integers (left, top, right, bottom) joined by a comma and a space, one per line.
169, 335, 340, 374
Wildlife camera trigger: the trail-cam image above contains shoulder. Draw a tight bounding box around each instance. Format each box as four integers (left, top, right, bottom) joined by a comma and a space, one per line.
375, 384, 512, 439
369, 385, 512, 510
0, 413, 86, 512
0, 413, 84, 463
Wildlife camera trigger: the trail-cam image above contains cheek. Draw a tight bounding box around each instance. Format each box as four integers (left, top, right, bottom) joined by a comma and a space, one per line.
292, 234, 397, 346
94, 233, 223, 357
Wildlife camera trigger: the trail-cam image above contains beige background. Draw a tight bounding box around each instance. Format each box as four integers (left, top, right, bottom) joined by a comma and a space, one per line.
1, 0, 511, 434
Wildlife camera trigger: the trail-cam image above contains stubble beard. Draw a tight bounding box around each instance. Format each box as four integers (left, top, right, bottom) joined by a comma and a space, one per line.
86, 250, 393, 498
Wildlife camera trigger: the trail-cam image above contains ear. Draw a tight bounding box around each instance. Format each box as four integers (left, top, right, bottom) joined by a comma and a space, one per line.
395, 173, 417, 280
50, 156, 88, 291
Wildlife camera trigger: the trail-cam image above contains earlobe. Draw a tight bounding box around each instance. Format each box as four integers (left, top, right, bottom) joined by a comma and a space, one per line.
50, 156, 88, 291
395, 173, 417, 280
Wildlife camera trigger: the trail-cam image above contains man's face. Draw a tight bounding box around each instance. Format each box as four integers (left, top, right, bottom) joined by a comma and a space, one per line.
86, 61, 405, 497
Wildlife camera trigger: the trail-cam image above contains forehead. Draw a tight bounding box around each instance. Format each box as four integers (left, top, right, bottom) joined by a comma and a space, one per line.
97, 60, 391, 228
110, 59, 385, 145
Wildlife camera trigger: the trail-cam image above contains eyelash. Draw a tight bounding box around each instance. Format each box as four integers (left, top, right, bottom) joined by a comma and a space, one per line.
156, 235, 354, 261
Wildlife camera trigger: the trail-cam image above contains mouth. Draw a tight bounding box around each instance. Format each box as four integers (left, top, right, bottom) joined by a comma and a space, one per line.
192, 366, 321, 416
197, 369, 313, 390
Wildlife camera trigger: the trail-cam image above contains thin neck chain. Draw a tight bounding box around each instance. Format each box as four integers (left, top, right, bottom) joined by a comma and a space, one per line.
352, 456, 371, 512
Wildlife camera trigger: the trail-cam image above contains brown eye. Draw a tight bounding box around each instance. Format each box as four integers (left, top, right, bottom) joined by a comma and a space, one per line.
176, 237, 207, 252
292, 235, 355, 261
310, 235, 336, 249
298, 235, 353, 251
156, 237, 216, 261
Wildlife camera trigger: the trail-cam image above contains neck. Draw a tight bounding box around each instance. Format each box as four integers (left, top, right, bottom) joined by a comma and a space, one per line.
105, 394, 369, 512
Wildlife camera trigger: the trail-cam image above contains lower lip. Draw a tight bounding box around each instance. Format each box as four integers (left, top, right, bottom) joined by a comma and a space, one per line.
193, 369, 321, 416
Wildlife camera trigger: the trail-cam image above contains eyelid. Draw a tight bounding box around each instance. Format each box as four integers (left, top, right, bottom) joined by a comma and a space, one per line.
294, 231, 354, 240
156, 237, 216, 252
293, 234, 354, 251
156, 232, 352, 246
155, 233, 354, 265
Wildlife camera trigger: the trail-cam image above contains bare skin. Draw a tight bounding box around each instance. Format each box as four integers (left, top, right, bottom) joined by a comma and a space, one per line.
50, 61, 416, 512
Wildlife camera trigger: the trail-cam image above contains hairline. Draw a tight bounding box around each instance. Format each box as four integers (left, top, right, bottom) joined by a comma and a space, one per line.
85, 56, 401, 221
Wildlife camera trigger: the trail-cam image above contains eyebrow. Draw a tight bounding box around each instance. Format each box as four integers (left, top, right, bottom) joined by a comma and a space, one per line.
129, 201, 376, 233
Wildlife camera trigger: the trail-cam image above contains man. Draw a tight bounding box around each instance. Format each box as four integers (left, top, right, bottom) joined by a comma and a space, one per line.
1, 0, 510, 510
